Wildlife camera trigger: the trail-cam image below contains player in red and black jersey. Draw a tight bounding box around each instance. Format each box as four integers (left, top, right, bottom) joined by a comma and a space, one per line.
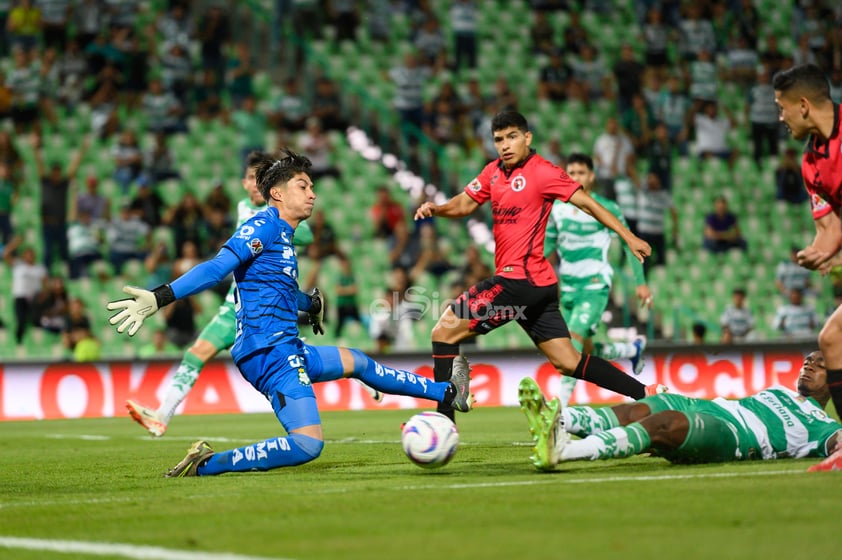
414, 111, 658, 425
774, 64, 842, 429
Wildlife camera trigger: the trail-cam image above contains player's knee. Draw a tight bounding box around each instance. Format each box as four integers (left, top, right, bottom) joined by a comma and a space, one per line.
348, 348, 369, 375
289, 432, 324, 462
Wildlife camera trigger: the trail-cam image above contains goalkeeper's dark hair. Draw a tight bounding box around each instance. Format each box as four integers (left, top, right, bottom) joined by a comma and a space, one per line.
255, 148, 312, 202
566, 152, 594, 170
491, 111, 529, 133
772, 64, 831, 102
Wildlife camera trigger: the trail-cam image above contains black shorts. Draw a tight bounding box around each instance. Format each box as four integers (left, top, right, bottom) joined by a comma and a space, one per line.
450, 275, 569, 343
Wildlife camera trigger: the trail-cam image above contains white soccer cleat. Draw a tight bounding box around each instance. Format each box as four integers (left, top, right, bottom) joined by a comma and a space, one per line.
354, 379, 383, 402
126, 399, 167, 437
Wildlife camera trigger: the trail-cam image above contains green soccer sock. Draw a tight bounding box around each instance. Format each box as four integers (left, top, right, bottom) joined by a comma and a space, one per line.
562, 405, 620, 438
158, 351, 205, 423
560, 423, 651, 461
593, 341, 637, 361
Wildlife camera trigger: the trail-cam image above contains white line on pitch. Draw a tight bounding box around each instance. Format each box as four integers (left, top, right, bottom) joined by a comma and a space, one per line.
0, 536, 293, 560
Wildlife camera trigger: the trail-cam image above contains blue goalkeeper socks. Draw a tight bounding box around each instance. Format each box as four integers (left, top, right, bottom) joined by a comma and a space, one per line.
349, 349, 449, 403
198, 432, 323, 475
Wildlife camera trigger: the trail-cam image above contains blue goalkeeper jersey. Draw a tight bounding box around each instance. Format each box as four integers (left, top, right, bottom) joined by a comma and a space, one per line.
170, 206, 312, 365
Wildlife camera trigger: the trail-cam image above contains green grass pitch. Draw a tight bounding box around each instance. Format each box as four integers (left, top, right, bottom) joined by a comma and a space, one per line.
0, 406, 837, 560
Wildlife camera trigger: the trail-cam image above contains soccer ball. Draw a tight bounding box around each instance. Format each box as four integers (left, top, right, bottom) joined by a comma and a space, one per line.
401, 411, 459, 469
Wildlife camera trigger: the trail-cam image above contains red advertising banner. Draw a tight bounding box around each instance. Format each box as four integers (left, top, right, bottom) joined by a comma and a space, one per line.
0, 349, 807, 421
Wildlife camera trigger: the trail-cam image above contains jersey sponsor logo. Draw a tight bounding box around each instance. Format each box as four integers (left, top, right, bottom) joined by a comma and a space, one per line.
236, 225, 255, 240
249, 238, 263, 255
491, 203, 523, 224
511, 175, 526, 192
468, 178, 482, 192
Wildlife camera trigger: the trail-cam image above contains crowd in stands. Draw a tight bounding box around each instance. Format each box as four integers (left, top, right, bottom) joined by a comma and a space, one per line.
2, 0, 842, 361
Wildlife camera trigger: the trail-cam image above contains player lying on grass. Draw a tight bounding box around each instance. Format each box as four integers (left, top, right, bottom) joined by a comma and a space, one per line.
518, 350, 842, 471
126, 150, 382, 437
107, 149, 473, 477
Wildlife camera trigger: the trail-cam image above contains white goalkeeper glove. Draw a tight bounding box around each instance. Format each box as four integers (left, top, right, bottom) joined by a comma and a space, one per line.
308, 288, 325, 336
106, 284, 175, 336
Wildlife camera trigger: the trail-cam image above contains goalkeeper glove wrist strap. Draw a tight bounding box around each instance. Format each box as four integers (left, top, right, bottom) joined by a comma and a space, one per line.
310, 292, 322, 314
152, 284, 176, 308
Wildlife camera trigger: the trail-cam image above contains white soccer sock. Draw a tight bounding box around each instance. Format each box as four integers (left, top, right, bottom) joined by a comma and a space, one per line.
560, 425, 649, 461
562, 405, 620, 437
593, 341, 637, 361
557, 375, 577, 408
158, 358, 203, 423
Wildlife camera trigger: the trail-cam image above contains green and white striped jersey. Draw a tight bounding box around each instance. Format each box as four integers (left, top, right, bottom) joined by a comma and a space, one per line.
713, 386, 842, 460
544, 193, 645, 293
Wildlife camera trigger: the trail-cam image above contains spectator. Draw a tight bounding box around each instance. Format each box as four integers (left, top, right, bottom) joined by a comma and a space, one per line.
613, 175, 640, 234
141, 131, 181, 185
724, 33, 759, 88
561, 10, 589, 56
129, 178, 165, 228
39, 0, 70, 51
641, 7, 670, 79
56, 38, 88, 110
388, 51, 431, 139
450, 0, 477, 70
6, 0, 41, 53
66, 186, 103, 280
104, 0, 141, 34
656, 74, 691, 155
119, 29, 150, 110
0, 130, 23, 186
327, 0, 358, 42
32, 275, 68, 335
163, 291, 200, 349
306, 209, 342, 261
720, 288, 755, 343
85, 60, 121, 139
775, 246, 812, 296
408, 222, 453, 282
745, 67, 781, 168
688, 49, 718, 103
7, 47, 41, 134
691, 321, 707, 344
530, 10, 555, 56
112, 129, 143, 193
758, 34, 786, 77
33, 133, 88, 271
205, 180, 231, 215
636, 171, 677, 271
197, 4, 229, 84
137, 327, 180, 359
620, 92, 656, 156
775, 147, 807, 204
702, 195, 747, 254
569, 43, 612, 103
156, 3, 192, 49
678, 4, 716, 62
0, 162, 16, 245
76, 175, 108, 222
162, 192, 207, 256
143, 238, 173, 289
693, 101, 737, 168
369, 286, 397, 354
334, 253, 362, 338
141, 77, 187, 136
613, 43, 645, 114
297, 116, 340, 181
106, 203, 150, 276
414, 15, 447, 74
229, 95, 267, 165
734, 0, 760, 46
61, 297, 93, 355
310, 76, 346, 132
269, 77, 310, 139
647, 122, 673, 191
458, 245, 492, 287
72, 0, 105, 49
791, 33, 819, 68
71, 326, 101, 362
592, 116, 637, 200
538, 49, 573, 102
423, 92, 467, 149
226, 41, 253, 109
4, 237, 47, 345
192, 68, 222, 121
172, 240, 202, 278
159, 41, 193, 104
772, 288, 820, 339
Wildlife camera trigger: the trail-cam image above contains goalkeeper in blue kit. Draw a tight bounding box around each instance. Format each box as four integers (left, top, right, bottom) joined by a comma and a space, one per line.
519, 351, 842, 471
108, 150, 473, 477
